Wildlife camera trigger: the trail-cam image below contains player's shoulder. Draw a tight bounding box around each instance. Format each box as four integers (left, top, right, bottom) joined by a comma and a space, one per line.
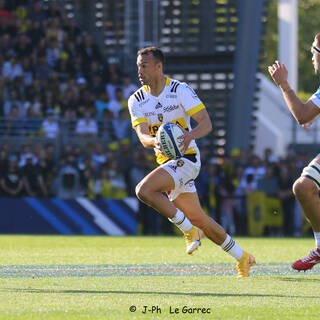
166, 77, 183, 93
171, 79, 198, 98
129, 85, 149, 104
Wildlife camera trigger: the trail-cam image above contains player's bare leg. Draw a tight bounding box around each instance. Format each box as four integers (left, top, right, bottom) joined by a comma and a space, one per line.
135, 167, 200, 253
291, 158, 320, 271
135, 167, 177, 219
173, 192, 255, 277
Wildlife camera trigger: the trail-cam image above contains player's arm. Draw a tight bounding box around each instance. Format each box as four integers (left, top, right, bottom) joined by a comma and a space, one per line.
177, 83, 212, 152
179, 108, 212, 153
134, 123, 159, 149
268, 60, 320, 124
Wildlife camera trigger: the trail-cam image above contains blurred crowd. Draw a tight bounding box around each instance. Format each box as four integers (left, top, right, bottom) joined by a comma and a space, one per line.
0, 0, 137, 139
0, 1, 311, 237
196, 147, 309, 237
0, 139, 311, 237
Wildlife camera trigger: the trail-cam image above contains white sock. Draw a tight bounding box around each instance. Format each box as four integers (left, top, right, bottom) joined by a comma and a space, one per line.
169, 209, 193, 232
220, 234, 243, 260
314, 232, 320, 249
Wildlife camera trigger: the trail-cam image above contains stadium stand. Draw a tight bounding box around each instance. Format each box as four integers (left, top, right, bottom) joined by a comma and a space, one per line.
0, 0, 309, 237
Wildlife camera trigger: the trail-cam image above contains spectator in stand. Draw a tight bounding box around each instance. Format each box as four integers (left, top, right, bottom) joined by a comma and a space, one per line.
2, 56, 23, 81
129, 147, 160, 233
27, 20, 45, 47
257, 164, 279, 197
5, 105, 24, 136
105, 71, 120, 101
92, 142, 107, 170
0, 17, 15, 39
14, 32, 32, 59
0, 0, 10, 20
21, 56, 34, 86
46, 17, 64, 43
41, 108, 59, 138
53, 153, 80, 198
241, 173, 257, 195
18, 144, 38, 167
196, 159, 220, 220
240, 155, 265, 188
28, 1, 46, 23
0, 147, 8, 178
264, 147, 278, 165
79, 34, 100, 68
22, 154, 47, 197
112, 108, 131, 140
24, 105, 42, 136
88, 73, 105, 96
46, 0, 63, 19
75, 110, 98, 138
108, 87, 126, 118
0, 154, 23, 197
33, 55, 51, 82
122, 73, 138, 100
219, 179, 236, 235
25, 78, 45, 103
95, 91, 110, 119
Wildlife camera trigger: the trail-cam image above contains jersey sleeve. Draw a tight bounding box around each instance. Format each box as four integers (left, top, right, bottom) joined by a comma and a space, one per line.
128, 95, 147, 127
310, 87, 320, 108
177, 82, 205, 116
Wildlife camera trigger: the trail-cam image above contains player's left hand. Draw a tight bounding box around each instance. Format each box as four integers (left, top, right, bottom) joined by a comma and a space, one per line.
302, 121, 313, 131
176, 124, 192, 153
268, 60, 288, 86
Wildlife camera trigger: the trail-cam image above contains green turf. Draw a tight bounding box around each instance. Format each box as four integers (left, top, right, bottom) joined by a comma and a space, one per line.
0, 235, 319, 319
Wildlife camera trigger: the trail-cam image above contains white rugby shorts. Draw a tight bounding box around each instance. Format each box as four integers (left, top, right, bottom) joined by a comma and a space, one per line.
160, 154, 201, 201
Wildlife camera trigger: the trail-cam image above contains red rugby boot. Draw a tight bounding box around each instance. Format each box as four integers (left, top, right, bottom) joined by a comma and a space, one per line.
292, 248, 320, 271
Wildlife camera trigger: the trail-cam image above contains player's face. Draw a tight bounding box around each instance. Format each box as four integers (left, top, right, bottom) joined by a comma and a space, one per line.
311, 40, 320, 74
136, 53, 160, 85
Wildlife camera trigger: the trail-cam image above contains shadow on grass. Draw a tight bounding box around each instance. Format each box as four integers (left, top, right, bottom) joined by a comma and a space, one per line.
1, 288, 320, 298
275, 276, 320, 283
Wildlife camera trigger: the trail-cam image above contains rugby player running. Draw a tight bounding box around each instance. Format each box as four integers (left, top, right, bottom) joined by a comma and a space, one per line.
269, 33, 320, 271
128, 47, 255, 277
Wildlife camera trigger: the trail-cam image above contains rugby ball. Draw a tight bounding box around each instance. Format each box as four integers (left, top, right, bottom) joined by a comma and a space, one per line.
156, 122, 185, 159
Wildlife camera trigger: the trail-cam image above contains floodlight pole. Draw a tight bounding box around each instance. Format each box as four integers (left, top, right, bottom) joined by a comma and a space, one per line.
278, 0, 298, 144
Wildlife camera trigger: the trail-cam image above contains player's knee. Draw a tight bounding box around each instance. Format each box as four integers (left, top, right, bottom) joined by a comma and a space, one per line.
188, 214, 207, 229
293, 178, 317, 200
135, 182, 150, 203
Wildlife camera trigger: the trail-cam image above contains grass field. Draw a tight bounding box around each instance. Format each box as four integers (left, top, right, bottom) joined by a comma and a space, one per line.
0, 235, 319, 320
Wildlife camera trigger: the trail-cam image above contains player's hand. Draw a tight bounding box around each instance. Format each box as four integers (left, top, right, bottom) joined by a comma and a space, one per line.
268, 60, 288, 86
176, 124, 192, 153
302, 121, 313, 131
154, 136, 164, 155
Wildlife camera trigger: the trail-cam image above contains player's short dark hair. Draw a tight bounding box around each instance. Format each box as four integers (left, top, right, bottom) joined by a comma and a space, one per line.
137, 46, 165, 65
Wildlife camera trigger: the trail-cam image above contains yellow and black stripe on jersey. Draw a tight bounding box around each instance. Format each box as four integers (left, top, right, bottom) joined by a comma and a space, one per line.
133, 88, 146, 102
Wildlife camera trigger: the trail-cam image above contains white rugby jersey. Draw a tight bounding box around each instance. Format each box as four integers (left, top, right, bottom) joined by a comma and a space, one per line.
128, 77, 205, 164
310, 86, 320, 108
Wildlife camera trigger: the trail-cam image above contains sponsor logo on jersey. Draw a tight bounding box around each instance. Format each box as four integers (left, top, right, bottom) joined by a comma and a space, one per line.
155, 102, 162, 109
166, 94, 177, 98
163, 105, 179, 113
139, 98, 149, 106
158, 113, 163, 122
177, 160, 184, 167
168, 164, 177, 172
144, 111, 155, 117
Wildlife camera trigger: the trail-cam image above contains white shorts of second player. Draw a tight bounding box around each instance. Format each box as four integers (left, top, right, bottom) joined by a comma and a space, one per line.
161, 154, 201, 201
